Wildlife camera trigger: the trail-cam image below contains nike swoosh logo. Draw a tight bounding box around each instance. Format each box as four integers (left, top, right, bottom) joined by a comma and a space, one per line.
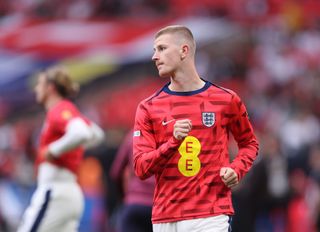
162, 119, 175, 126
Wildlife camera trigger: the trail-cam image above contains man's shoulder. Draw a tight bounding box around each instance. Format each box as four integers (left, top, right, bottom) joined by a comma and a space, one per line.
49, 99, 80, 122
139, 85, 167, 105
208, 82, 236, 96
204, 82, 245, 108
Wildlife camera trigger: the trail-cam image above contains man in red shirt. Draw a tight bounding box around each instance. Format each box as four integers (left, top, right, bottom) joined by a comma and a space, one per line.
18, 66, 104, 232
133, 25, 259, 231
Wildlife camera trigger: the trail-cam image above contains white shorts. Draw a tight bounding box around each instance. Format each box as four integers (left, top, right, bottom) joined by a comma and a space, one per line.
17, 182, 84, 232
153, 215, 232, 232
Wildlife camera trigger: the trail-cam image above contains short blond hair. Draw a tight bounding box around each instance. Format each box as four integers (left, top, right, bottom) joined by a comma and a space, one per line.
155, 25, 196, 54
44, 66, 79, 98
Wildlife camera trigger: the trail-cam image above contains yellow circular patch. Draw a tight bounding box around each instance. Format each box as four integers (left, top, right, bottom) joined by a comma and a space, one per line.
178, 136, 201, 177
61, 110, 72, 120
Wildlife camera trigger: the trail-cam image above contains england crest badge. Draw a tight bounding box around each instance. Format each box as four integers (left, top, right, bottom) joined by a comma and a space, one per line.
202, 112, 215, 127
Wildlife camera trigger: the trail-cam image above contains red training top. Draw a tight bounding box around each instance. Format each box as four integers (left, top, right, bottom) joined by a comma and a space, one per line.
133, 81, 259, 223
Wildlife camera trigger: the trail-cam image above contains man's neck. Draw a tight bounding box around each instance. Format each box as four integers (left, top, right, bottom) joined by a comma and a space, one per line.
169, 68, 205, 92
45, 95, 64, 111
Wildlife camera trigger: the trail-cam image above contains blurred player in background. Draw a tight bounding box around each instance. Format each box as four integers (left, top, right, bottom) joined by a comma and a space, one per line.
133, 25, 259, 232
17, 66, 104, 232
110, 129, 154, 232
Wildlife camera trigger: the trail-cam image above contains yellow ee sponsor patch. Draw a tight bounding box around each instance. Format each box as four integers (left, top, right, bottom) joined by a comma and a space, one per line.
178, 136, 201, 177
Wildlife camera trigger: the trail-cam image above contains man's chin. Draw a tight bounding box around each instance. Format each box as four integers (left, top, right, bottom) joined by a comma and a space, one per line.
158, 71, 170, 78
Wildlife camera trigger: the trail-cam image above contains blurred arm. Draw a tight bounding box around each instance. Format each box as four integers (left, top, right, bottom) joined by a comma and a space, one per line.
48, 117, 103, 157
83, 122, 105, 149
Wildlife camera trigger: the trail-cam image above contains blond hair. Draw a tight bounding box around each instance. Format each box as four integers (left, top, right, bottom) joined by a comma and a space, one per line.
44, 66, 79, 98
155, 25, 196, 55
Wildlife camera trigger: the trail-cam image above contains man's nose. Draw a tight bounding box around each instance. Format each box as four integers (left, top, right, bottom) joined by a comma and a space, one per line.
152, 52, 158, 61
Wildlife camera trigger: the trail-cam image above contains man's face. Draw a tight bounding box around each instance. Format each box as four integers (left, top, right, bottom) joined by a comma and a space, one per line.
152, 34, 181, 77
34, 74, 50, 105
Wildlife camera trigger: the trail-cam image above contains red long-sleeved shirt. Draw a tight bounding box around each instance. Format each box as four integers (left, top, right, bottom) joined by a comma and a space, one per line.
133, 81, 259, 223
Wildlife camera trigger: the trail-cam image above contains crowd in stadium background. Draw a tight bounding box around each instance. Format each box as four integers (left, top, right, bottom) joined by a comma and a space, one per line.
0, 0, 320, 231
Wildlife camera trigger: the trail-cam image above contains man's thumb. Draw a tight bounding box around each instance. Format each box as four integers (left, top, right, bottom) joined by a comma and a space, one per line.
220, 167, 227, 177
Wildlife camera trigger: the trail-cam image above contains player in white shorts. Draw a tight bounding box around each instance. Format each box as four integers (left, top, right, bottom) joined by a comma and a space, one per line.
17, 66, 104, 232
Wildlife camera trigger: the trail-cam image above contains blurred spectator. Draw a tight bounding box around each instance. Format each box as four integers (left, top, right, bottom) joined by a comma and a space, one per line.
94, 129, 124, 232
78, 156, 106, 232
232, 134, 289, 232
286, 169, 319, 232
308, 144, 320, 231
110, 129, 154, 232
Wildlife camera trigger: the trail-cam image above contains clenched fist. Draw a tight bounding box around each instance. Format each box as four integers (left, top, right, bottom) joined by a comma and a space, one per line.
173, 119, 192, 140
220, 167, 238, 188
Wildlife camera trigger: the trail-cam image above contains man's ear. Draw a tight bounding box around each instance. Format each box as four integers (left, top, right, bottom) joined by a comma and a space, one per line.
180, 44, 189, 60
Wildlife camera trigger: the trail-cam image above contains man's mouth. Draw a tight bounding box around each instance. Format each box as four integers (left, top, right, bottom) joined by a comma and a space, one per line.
157, 63, 163, 69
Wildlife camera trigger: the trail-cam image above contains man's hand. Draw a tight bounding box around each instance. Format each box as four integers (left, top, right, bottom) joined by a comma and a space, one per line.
41, 147, 56, 162
173, 119, 192, 140
220, 167, 238, 188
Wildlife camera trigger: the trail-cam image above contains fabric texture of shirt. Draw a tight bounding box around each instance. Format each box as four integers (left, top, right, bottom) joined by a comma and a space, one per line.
133, 80, 259, 223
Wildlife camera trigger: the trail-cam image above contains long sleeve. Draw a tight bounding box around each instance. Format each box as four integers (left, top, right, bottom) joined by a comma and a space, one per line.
48, 117, 93, 157
83, 122, 105, 149
48, 118, 104, 157
133, 102, 181, 180
228, 93, 259, 180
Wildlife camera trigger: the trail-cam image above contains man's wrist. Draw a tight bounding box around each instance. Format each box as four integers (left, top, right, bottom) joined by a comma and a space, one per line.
44, 148, 56, 161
